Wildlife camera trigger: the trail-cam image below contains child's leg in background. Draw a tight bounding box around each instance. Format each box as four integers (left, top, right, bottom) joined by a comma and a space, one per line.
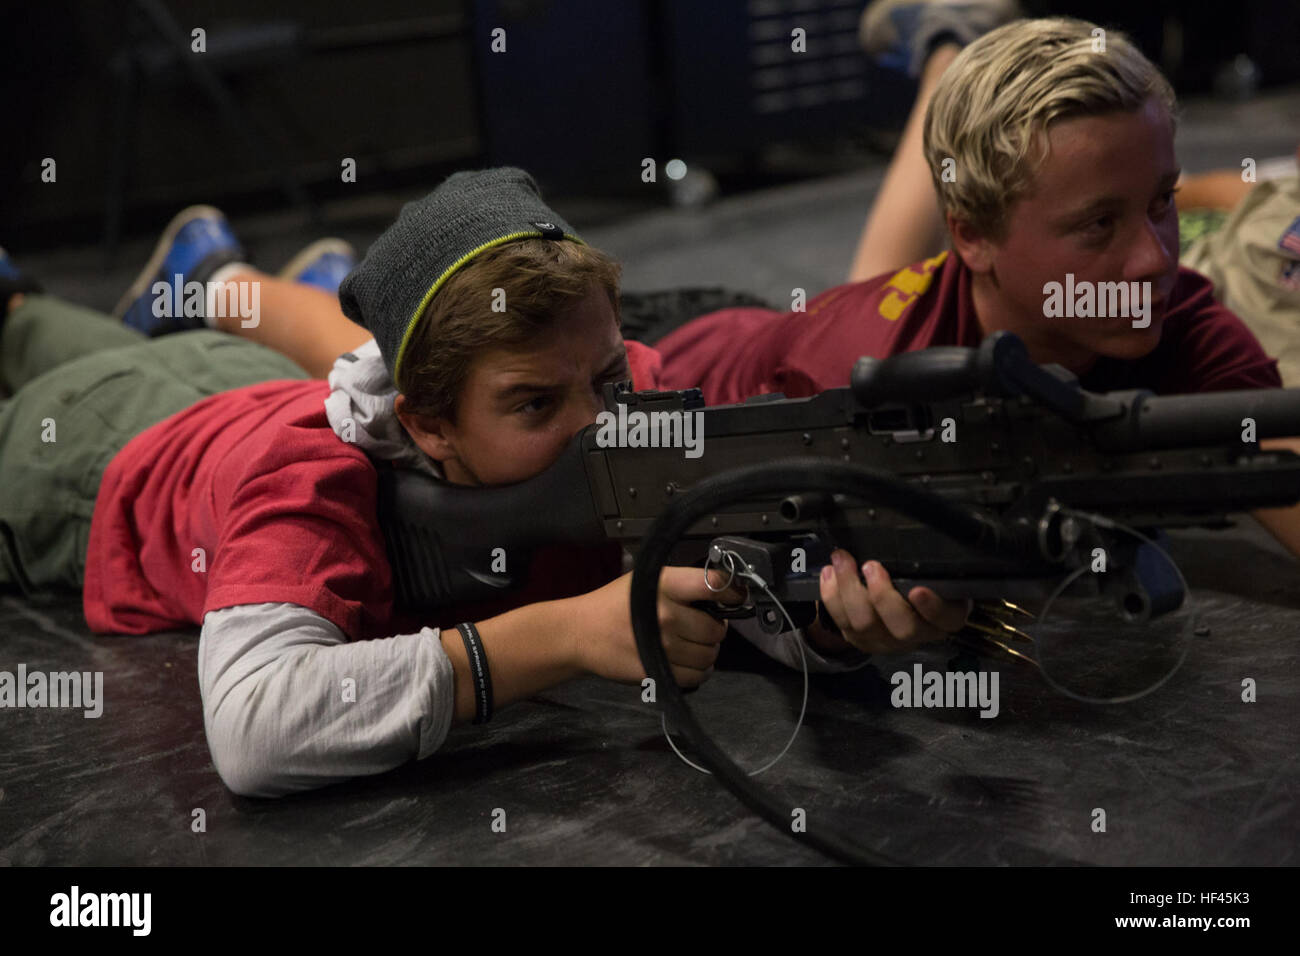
106, 206, 366, 379
848, 0, 1022, 281
208, 270, 373, 379
0, 295, 308, 595
1176, 170, 1258, 212
657, 43, 967, 403
847, 43, 961, 282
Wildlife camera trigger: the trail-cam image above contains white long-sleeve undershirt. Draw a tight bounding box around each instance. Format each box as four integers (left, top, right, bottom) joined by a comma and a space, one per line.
197, 601, 867, 798
197, 602, 455, 797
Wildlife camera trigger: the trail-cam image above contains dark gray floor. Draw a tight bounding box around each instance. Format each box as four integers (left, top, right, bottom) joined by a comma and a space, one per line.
3, 86, 1299, 866
2, 519, 1297, 866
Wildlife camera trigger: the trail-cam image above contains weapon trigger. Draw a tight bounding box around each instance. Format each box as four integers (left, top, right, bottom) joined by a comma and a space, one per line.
690, 599, 755, 621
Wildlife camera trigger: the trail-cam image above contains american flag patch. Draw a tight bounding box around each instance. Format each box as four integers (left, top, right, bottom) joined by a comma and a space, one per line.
1280, 215, 1300, 257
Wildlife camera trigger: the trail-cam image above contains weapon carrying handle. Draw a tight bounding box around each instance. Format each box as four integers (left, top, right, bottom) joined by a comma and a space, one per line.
850, 332, 1020, 406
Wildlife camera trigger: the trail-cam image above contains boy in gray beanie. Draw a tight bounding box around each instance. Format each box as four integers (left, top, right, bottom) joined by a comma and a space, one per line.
339, 167, 583, 392
0, 167, 946, 799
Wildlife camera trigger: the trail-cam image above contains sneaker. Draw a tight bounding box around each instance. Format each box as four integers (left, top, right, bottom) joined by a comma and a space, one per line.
0, 246, 22, 282
858, 0, 1020, 77
112, 205, 246, 337
0, 247, 45, 323
278, 238, 356, 295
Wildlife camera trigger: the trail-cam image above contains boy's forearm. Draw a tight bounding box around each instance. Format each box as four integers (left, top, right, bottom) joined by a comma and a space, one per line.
200, 603, 457, 797
1250, 503, 1300, 559
440, 597, 587, 727
199, 599, 592, 796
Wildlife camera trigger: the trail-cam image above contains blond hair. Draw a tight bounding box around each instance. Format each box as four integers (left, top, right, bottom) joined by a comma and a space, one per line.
399, 238, 622, 422
923, 17, 1177, 238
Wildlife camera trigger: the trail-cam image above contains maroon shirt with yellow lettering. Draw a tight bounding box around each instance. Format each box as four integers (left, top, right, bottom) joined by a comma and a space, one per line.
653, 252, 1281, 404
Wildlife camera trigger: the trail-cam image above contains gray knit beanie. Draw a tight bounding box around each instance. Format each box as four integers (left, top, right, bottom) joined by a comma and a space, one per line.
338, 167, 583, 390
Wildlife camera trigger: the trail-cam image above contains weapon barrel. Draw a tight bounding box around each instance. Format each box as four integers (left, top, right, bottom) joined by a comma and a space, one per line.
1091, 387, 1300, 452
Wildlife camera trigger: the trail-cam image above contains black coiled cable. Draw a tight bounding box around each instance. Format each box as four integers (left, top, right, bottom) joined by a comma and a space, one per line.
629, 458, 1038, 866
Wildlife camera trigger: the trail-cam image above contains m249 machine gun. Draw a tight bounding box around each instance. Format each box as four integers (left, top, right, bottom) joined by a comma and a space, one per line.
379, 331, 1300, 631
377, 331, 1300, 865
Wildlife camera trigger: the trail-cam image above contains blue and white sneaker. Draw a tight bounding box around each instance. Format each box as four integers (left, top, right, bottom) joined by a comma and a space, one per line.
858, 0, 1020, 77
0, 246, 42, 287
0, 247, 45, 322
277, 238, 356, 294
112, 205, 247, 337
0, 247, 22, 282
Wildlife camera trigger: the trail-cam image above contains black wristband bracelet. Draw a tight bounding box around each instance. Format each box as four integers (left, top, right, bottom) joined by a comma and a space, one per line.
455, 622, 494, 724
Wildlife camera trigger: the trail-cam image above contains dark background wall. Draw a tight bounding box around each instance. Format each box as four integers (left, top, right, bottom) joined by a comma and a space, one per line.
5, 0, 1297, 252
5, 0, 480, 250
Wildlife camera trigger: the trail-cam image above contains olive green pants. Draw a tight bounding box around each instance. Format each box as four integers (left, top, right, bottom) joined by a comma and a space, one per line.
0, 296, 308, 595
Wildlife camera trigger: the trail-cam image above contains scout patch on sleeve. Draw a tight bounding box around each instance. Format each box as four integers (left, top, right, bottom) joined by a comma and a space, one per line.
879, 251, 948, 321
